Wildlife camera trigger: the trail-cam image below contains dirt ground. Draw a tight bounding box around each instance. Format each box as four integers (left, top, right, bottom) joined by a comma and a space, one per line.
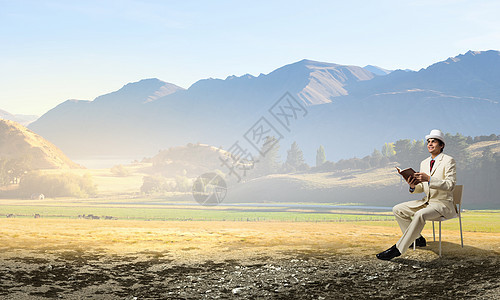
0, 219, 499, 299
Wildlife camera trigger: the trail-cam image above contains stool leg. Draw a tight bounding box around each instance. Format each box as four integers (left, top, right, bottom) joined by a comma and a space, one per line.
439, 221, 442, 257
433, 221, 436, 242
459, 213, 464, 248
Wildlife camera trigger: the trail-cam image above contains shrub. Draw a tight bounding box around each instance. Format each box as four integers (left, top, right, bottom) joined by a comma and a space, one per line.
175, 176, 193, 192
110, 164, 130, 177
140, 175, 167, 194
140, 175, 193, 194
18, 172, 97, 198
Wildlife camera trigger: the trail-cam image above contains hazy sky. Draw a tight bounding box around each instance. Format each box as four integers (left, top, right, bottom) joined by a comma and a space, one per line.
2, 0, 500, 115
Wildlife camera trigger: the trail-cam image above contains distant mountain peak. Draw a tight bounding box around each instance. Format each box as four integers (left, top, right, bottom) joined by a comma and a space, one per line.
298, 58, 326, 64
238, 58, 375, 106
463, 49, 499, 57
363, 65, 393, 76
290, 59, 340, 69
0, 109, 38, 126
442, 49, 500, 64
290, 60, 375, 105
94, 78, 185, 105
225, 73, 256, 80
128, 77, 165, 84
466, 50, 483, 56
120, 78, 175, 92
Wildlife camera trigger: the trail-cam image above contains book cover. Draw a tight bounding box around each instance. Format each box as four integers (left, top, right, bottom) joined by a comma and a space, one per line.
395, 167, 417, 181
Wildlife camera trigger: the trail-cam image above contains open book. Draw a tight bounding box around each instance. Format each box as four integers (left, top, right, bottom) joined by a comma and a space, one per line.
395, 167, 417, 181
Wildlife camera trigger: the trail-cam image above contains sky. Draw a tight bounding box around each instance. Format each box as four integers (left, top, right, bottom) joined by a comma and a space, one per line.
1, 0, 500, 116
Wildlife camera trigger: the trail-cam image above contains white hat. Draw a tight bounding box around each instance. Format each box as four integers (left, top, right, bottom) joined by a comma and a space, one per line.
425, 129, 445, 145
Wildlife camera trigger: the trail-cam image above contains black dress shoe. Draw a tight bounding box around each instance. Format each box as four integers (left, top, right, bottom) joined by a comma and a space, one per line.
409, 236, 427, 248
376, 245, 401, 261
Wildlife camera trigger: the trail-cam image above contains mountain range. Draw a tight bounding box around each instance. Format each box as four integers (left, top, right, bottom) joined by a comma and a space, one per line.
28, 50, 500, 163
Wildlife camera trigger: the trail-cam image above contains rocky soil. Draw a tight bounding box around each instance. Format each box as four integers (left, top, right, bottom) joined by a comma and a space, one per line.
1, 250, 499, 299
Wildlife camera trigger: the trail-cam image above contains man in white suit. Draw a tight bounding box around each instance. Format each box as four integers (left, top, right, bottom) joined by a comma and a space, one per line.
377, 129, 457, 260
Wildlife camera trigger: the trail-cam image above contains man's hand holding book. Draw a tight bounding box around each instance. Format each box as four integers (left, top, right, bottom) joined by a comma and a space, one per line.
396, 167, 421, 188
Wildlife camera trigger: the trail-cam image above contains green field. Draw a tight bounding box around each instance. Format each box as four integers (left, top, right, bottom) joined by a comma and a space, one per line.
1, 201, 499, 233
0, 202, 393, 221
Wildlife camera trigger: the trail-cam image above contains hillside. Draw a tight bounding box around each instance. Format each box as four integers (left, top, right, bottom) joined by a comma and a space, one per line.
0, 119, 82, 169
227, 167, 402, 205
467, 140, 500, 157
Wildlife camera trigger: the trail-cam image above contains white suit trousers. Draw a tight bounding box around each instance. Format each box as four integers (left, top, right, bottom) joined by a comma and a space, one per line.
392, 201, 442, 255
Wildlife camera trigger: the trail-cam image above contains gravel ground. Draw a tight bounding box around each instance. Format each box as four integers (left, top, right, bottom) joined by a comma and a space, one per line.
1, 250, 499, 299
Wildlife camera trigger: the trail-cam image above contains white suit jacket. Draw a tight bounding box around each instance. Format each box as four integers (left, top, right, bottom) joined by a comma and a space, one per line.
409, 153, 457, 219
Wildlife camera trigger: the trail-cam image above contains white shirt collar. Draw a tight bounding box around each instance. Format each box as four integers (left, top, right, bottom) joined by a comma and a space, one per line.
431, 153, 442, 161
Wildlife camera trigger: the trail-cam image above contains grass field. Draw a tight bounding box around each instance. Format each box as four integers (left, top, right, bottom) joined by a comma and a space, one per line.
1, 218, 499, 262
1, 199, 499, 233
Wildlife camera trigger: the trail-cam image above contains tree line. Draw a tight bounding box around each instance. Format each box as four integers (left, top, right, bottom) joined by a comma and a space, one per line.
243, 133, 499, 206
246, 133, 499, 173
0, 156, 97, 198
0, 157, 30, 186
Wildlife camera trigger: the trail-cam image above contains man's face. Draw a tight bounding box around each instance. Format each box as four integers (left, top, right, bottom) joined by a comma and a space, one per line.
427, 138, 443, 156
